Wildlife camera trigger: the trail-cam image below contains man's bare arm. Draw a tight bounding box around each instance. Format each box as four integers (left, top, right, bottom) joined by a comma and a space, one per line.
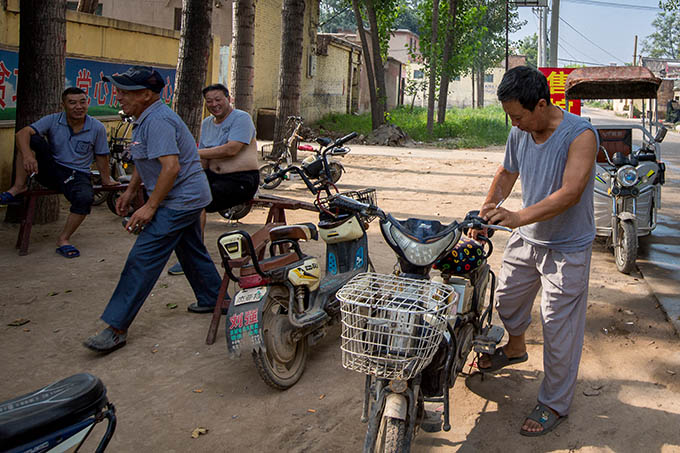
480, 165, 519, 217
94, 154, 117, 185
15, 126, 38, 174
198, 141, 246, 160
486, 129, 597, 228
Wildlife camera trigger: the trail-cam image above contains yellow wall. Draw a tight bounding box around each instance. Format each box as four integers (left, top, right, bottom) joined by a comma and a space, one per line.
0, 6, 219, 189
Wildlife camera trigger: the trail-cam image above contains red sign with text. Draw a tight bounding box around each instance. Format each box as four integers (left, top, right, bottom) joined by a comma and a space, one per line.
539, 67, 581, 116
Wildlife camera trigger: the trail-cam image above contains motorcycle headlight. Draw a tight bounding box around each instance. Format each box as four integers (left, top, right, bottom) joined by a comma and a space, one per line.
616, 165, 638, 187
387, 224, 458, 266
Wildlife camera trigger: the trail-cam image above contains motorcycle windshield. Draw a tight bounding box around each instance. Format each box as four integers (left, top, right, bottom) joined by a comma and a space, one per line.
381, 215, 461, 267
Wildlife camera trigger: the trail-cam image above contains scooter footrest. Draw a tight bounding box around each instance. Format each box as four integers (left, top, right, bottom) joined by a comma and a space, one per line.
290, 309, 329, 329
473, 325, 505, 355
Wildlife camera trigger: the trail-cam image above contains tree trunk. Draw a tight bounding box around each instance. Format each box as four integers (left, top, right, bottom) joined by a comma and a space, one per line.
476, 67, 485, 108
365, 0, 386, 127
351, 0, 381, 130
5, 0, 66, 225
436, 0, 458, 124
76, 0, 98, 13
273, 0, 305, 160
426, 0, 440, 133
470, 70, 475, 108
173, 0, 213, 140
231, 0, 256, 116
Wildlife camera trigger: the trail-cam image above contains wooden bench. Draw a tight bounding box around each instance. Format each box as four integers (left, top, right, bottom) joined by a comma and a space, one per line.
15, 183, 143, 256
205, 194, 319, 345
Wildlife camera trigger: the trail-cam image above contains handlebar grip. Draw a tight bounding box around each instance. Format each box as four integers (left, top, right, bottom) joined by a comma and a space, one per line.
330, 195, 365, 212
335, 132, 358, 146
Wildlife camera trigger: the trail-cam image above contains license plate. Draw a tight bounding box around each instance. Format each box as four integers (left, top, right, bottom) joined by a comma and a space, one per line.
234, 287, 266, 306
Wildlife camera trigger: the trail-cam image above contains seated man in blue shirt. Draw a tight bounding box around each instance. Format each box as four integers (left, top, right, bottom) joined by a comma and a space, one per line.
167, 83, 259, 279
1, 87, 116, 258
84, 66, 223, 353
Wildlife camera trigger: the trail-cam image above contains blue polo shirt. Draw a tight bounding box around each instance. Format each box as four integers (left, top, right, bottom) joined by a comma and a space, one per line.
199, 109, 255, 148
30, 113, 109, 173
130, 100, 211, 211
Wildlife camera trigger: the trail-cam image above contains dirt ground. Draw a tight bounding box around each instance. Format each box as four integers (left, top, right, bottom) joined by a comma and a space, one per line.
1, 146, 679, 452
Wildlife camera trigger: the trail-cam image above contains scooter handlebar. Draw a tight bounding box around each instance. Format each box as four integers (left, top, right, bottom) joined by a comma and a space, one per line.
334, 132, 358, 147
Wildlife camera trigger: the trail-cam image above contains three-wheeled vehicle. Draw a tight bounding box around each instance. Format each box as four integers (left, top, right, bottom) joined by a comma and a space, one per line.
565, 66, 667, 273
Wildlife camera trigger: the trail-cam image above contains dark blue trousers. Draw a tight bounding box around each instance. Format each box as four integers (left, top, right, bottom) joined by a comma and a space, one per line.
101, 206, 222, 330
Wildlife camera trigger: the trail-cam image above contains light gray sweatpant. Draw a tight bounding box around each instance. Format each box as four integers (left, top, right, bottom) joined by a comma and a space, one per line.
495, 233, 592, 416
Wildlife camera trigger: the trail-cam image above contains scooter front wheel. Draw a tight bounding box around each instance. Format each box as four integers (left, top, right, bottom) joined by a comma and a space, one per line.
329, 162, 343, 184
614, 219, 637, 274
252, 296, 308, 390
375, 416, 407, 453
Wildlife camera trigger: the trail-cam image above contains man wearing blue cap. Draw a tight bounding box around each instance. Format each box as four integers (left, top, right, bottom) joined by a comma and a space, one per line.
84, 66, 222, 353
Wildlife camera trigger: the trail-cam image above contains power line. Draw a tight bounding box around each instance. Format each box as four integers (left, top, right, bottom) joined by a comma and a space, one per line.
559, 17, 627, 64
562, 0, 661, 11
558, 57, 601, 66
560, 36, 600, 65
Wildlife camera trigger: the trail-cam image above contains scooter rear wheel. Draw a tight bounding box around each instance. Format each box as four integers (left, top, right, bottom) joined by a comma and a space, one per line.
219, 203, 252, 221
252, 296, 308, 390
259, 163, 284, 190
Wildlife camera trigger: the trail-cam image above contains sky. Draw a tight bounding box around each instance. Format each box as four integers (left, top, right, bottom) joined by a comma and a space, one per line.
509, 0, 666, 67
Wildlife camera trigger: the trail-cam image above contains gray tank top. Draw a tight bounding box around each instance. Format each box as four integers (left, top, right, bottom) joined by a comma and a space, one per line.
503, 109, 597, 253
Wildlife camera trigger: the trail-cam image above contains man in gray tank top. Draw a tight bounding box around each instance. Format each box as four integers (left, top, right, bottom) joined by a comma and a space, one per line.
474, 66, 598, 436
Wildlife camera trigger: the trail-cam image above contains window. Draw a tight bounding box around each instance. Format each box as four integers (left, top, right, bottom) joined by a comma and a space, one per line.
174, 8, 183, 31
484, 73, 494, 83
413, 70, 424, 79
66, 1, 103, 15
453, 76, 461, 81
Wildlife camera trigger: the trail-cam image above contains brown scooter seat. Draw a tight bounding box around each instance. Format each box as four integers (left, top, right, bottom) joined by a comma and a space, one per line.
269, 223, 318, 242
240, 252, 301, 277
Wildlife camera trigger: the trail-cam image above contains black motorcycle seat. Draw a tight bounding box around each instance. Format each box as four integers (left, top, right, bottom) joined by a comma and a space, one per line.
316, 137, 332, 147
0, 373, 108, 450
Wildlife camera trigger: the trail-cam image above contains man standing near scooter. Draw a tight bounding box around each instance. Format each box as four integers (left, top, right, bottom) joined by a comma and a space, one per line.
473, 66, 598, 436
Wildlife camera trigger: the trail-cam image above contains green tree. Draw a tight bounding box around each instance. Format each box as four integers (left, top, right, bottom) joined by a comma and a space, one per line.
517, 33, 538, 68
320, 0, 419, 34
659, 0, 679, 10
642, 10, 680, 59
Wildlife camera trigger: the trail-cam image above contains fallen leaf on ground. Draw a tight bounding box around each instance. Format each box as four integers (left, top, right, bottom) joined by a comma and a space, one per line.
48, 292, 59, 297
191, 427, 208, 439
193, 389, 203, 393
8, 318, 30, 327
166, 303, 178, 309
307, 409, 316, 413
23, 328, 30, 332
64, 289, 72, 293
151, 349, 158, 353
667, 370, 676, 376
319, 394, 325, 400
624, 310, 634, 315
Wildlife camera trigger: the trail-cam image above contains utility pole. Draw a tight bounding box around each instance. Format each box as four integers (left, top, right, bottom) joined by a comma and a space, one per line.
549, 0, 559, 67
630, 35, 638, 118
541, 5, 548, 66
537, 7, 546, 67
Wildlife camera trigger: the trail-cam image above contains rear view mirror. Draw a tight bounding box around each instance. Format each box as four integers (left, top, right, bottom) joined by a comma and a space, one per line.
654, 127, 667, 143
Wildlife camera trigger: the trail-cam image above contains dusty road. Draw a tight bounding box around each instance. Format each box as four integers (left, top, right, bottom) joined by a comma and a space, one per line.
1, 141, 679, 452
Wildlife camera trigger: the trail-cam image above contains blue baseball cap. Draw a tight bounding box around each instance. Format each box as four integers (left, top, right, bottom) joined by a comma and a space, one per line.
102, 66, 165, 93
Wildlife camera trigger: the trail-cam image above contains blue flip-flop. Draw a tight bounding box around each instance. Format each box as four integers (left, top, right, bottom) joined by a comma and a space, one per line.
56, 245, 80, 258
0, 191, 21, 206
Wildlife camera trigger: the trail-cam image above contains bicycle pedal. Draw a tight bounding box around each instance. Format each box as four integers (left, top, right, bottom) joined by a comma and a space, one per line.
473, 325, 505, 355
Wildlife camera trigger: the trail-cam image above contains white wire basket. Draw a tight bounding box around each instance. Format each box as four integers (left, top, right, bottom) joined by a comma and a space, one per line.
337, 273, 457, 381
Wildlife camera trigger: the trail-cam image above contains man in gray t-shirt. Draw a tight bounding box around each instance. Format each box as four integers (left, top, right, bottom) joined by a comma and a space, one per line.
473, 66, 597, 436
167, 83, 259, 277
